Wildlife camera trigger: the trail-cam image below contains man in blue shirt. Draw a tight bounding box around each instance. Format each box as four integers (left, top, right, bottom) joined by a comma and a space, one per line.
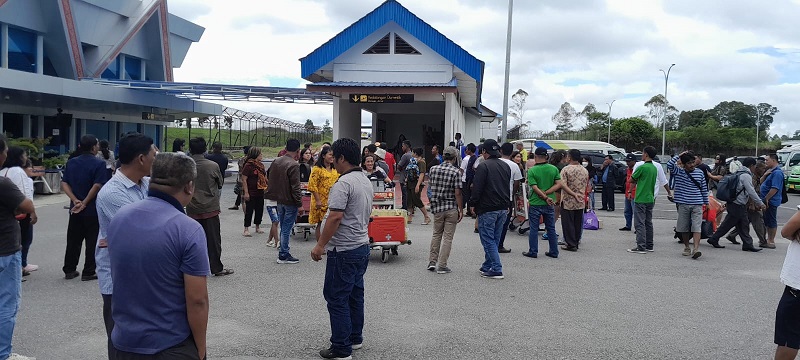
95, 133, 155, 359
599, 155, 618, 211
108, 153, 209, 359
761, 153, 784, 248
61, 135, 110, 280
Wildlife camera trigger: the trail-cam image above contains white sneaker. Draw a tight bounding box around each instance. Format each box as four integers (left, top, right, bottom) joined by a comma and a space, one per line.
8, 353, 36, 360
266, 240, 275, 247
23, 264, 39, 272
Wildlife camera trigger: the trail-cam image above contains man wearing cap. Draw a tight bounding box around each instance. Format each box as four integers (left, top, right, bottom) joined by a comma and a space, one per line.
523, 147, 561, 259
469, 139, 511, 279
426, 146, 463, 274
621, 153, 638, 231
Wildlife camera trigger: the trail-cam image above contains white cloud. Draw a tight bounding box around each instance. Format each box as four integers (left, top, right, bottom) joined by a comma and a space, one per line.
170, 0, 800, 136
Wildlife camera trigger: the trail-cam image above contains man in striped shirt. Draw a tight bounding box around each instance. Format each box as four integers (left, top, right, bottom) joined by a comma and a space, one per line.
667, 151, 709, 259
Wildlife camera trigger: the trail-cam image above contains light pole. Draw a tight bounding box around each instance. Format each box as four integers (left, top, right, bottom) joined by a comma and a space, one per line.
606, 100, 615, 143
659, 64, 675, 158
500, 0, 513, 143
755, 110, 760, 157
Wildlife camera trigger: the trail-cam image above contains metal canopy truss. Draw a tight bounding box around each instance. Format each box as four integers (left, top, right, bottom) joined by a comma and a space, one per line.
82, 78, 334, 104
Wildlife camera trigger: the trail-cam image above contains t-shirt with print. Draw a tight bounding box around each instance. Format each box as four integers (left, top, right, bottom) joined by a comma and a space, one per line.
0, 178, 24, 256
527, 162, 561, 206
631, 161, 657, 204
324, 169, 373, 252
560, 164, 589, 211
500, 158, 523, 200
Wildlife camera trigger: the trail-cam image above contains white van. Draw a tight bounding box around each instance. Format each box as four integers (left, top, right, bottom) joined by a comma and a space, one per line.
778, 144, 800, 167
515, 139, 626, 161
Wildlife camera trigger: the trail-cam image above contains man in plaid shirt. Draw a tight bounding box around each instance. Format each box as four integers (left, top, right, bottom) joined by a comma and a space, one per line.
426, 146, 464, 274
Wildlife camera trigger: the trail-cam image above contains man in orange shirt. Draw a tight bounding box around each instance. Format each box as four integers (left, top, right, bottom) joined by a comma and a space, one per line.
620, 153, 637, 231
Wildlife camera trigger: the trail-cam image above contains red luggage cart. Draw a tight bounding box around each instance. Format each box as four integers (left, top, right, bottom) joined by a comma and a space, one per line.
367, 180, 410, 262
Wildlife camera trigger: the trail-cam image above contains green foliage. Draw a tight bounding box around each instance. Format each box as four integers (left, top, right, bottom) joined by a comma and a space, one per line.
7, 137, 49, 159
610, 117, 658, 149
41, 154, 68, 169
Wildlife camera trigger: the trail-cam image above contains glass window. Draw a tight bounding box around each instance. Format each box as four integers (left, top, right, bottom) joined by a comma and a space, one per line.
119, 122, 138, 134
102, 56, 120, 79
1, 113, 24, 138
124, 56, 142, 80
85, 120, 111, 142
8, 27, 37, 73
789, 153, 800, 168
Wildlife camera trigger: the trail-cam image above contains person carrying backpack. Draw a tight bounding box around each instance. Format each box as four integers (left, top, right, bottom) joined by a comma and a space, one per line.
706, 157, 765, 252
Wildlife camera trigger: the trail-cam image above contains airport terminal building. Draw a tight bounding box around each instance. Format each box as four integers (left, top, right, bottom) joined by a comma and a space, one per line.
0, 0, 220, 153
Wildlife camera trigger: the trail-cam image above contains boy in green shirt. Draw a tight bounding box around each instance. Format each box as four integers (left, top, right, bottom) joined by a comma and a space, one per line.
628, 146, 659, 254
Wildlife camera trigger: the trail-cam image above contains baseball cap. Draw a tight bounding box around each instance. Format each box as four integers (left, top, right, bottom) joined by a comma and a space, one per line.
625, 153, 636, 162
534, 147, 548, 156
374, 148, 386, 160
443, 146, 459, 160
482, 139, 501, 157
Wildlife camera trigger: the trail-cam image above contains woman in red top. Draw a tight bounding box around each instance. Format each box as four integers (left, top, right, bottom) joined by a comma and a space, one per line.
241, 147, 266, 237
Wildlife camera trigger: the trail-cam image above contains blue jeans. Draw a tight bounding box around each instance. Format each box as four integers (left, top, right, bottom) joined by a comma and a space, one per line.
623, 198, 635, 229
323, 245, 369, 356
528, 205, 558, 256
478, 210, 506, 273
277, 204, 298, 258
0, 252, 21, 359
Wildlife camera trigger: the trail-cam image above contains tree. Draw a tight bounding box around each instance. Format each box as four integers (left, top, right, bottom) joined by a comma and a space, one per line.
754, 102, 778, 131
678, 109, 715, 129
710, 101, 756, 128
322, 119, 332, 136
552, 102, 577, 133
644, 94, 678, 130
610, 117, 658, 149
304, 119, 316, 132
577, 103, 598, 128
509, 89, 529, 128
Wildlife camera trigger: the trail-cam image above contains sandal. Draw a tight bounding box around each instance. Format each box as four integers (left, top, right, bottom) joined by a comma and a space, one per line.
243, 231, 252, 237
422, 218, 431, 225
255, 228, 265, 234
213, 269, 235, 276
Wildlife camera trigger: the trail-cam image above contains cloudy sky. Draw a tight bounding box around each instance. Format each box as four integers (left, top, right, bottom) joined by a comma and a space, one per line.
169, 0, 800, 136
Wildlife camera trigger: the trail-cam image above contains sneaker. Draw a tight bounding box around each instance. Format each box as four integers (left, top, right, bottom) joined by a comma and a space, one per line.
266, 240, 276, 247
427, 261, 436, 271
646, 248, 654, 253
480, 271, 504, 279
619, 227, 631, 231
498, 247, 511, 253
7, 353, 35, 360
319, 348, 352, 360
522, 251, 537, 258
682, 248, 692, 256
627, 247, 647, 254
228, 206, 239, 210
23, 264, 38, 272
543, 233, 549, 240
81, 273, 98, 281
277, 255, 300, 264
351, 343, 363, 350
64, 271, 80, 280
436, 266, 452, 274
692, 250, 702, 259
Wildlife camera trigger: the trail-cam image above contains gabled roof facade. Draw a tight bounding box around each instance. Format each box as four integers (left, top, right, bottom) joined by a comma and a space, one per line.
300, 0, 484, 95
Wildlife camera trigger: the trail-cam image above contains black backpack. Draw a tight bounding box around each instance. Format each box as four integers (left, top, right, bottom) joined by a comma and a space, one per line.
716, 172, 744, 202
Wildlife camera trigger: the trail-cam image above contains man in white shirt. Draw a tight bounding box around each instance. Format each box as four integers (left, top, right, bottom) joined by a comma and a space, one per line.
498, 143, 523, 253
632, 160, 670, 198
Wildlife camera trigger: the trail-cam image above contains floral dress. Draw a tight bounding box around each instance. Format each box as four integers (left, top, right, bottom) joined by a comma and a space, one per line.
308, 166, 340, 224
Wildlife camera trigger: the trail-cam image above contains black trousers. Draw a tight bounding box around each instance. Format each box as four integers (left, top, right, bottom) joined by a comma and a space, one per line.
114, 336, 203, 360
103, 294, 117, 359
561, 209, 584, 248
19, 216, 32, 267
244, 196, 264, 228
462, 181, 472, 213
63, 214, 99, 275
195, 216, 224, 274
234, 193, 242, 207
711, 202, 755, 248
601, 183, 615, 210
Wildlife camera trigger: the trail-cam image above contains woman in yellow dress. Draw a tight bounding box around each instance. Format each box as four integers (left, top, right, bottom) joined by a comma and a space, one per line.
307, 146, 339, 241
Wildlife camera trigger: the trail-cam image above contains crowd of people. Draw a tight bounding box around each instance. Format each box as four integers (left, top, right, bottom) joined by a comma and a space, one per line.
0, 129, 798, 359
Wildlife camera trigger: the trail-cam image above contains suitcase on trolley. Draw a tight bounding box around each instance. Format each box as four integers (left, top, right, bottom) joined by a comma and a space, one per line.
368, 209, 410, 262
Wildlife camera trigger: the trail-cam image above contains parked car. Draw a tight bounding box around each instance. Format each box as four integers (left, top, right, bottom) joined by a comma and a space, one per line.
787, 166, 800, 193
582, 152, 627, 193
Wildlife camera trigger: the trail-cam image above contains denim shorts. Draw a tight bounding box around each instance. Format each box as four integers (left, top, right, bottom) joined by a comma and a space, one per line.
266, 206, 279, 223
775, 286, 800, 349
764, 205, 778, 228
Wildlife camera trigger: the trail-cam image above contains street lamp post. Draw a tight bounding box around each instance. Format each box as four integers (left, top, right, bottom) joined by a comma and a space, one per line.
659, 64, 675, 158
606, 100, 615, 143
755, 111, 760, 157
500, 0, 513, 143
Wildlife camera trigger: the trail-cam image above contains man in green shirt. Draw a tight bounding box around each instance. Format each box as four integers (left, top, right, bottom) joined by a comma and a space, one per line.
628, 146, 659, 254
524, 147, 562, 259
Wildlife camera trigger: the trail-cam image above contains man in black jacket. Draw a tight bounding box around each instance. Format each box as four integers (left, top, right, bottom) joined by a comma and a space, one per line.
599, 155, 618, 211
469, 139, 511, 280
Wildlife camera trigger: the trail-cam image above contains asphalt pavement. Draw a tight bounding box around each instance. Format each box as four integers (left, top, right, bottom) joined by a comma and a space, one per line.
12, 186, 800, 359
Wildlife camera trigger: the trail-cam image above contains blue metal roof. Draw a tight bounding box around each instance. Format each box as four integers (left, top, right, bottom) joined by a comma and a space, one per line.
310, 77, 457, 88
300, 0, 485, 85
